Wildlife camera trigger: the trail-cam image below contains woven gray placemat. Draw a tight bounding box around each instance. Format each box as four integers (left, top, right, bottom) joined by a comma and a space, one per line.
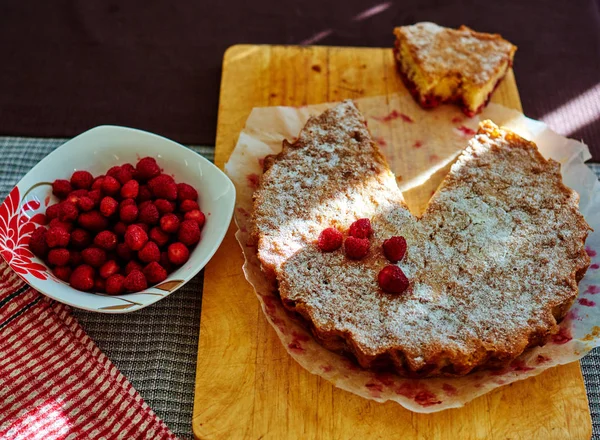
0, 136, 599, 439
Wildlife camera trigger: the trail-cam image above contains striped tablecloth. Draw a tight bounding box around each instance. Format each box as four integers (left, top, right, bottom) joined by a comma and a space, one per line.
0, 136, 599, 439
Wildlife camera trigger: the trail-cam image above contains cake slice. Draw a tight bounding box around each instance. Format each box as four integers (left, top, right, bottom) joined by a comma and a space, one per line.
251, 101, 591, 377
393, 22, 517, 116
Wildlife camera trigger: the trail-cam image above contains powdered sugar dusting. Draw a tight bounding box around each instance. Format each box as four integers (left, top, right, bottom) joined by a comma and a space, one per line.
398, 22, 515, 85
255, 104, 591, 376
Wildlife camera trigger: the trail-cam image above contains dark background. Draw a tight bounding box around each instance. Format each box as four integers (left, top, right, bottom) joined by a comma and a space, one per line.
1, 0, 599, 158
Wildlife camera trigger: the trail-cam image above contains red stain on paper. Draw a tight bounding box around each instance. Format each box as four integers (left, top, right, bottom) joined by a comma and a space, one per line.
365, 382, 384, 398
510, 359, 534, 372
586, 247, 597, 257
535, 355, 551, 365
579, 298, 596, 307
413, 140, 423, 148
441, 383, 458, 396
374, 110, 414, 123
552, 326, 572, 345
394, 382, 441, 407
246, 173, 260, 189
374, 136, 387, 147
457, 125, 476, 136
586, 285, 600, 295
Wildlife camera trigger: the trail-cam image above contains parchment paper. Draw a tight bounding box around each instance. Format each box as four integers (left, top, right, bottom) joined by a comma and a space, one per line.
225, 94, 600, 412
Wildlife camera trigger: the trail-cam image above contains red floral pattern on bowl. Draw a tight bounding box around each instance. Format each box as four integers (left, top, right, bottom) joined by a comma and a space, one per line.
0, 186, 49, 280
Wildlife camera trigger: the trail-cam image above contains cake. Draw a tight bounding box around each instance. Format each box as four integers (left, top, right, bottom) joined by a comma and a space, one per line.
393, 22, 517, 116
251, 100, 590, 377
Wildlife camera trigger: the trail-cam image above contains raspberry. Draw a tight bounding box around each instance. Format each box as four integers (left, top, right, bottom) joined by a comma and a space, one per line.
120, 204, 139, 224
143, 261, 168, 284
137, 185, 152, 202
122, 163, 135, 175
69, 264, 95, 291
176, 183, 198, 202
124, 260, 143, 275
125, 224, 148, 251
94, 230, 118, 251
113, 221, 128, 237
78, 211, 109, 232
168, 242, 190, 265
94, 277, 106, 292
105, 274, 126, 295
101, 176, 121, 196
116, 242, 134, 261
160, 213, 180, 233
138, 241, 160, 263
70, 170, 94, 190
77, 196, 95, 212
383, 236, 407, 263
48, 218, 74, 232
45, 204, 60, 220
124, 270, 148, 292
148, 174, 177, 201
138, 200, 153, 210
52, 265, 72, 282
81, 247, 107, 268
100, 196, 118, 217
87, 189, 102, 206
138, 203, 159, 225
70, 228, 91, 250
344, 236, 370, 260
99, 260, 120, 279
111, 166, 133, 185
149, 227, 170, 247
349, 218, 372, 239
179, 200, 199, 213
46, 227, 70, 248
66, 189, 88, 205
135, 222, 149, 233
58, 201, 78, 222
91, 176, 105, 191
120, 179, 139, 199
154, 199, 175, 214
177, 220, 200, 246
377, 265, 409, 294
135, 157, 161, 181
70, 251, 82, 267
52, 179, 72, 199
318, 228, 343, 252
107, 165, 121, 177
120, 198, 136, 208
184, 210, 206, 229
48, 248, 70, 266
160, 251, 173, 272
29, 226, 49, 258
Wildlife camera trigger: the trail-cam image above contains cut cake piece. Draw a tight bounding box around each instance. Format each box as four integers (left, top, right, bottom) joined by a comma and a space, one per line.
393, 22, 517, 116
251, 100, 591, 377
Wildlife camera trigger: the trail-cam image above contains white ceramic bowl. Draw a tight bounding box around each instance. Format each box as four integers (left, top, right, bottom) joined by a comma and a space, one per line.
0, 126, 235, 313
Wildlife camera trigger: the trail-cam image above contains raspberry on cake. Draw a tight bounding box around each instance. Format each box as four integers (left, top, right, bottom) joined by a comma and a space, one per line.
393, 22, 517, 116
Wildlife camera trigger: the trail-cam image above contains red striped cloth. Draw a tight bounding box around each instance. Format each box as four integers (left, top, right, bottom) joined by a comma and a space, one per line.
0, 261, 177, 440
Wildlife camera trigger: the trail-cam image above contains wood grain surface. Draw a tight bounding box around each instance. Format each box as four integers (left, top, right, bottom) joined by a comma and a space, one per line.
193, 45, 592, 440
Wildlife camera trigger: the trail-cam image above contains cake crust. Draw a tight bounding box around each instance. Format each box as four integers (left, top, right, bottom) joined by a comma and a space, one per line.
252, 101, 591, 377
393, 22, 517, 116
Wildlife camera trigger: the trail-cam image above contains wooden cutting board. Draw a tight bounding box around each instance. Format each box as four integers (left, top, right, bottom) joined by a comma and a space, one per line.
193, 45, 592, 440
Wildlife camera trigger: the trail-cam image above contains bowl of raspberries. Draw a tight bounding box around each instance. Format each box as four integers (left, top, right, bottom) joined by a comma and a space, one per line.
0, 125, 235, 312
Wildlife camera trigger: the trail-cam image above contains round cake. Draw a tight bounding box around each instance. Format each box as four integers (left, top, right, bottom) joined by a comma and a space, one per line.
251, 100, 591, 377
